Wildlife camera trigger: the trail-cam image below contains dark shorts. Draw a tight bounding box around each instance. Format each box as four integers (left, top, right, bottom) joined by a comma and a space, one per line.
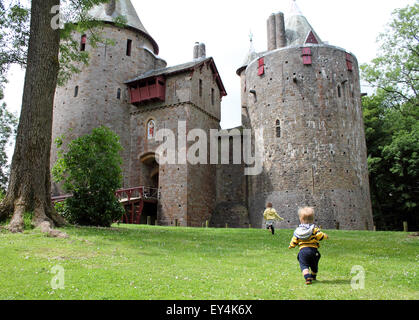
297, 247, 321, 273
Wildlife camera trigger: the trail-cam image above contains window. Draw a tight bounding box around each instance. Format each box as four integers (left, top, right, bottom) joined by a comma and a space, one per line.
147, 120, 156, 140
126, 39, 132, 56
199, 79, 203, 97
276, 120, 281, 138
74, 86, 79, 97
211, 88, 215, 105
117, 88, 121, 100
80, 35, 87, 51
338, 85, 342, 98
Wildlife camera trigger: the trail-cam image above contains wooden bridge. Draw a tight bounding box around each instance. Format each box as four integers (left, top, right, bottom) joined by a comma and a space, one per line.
52, 187, 160, 225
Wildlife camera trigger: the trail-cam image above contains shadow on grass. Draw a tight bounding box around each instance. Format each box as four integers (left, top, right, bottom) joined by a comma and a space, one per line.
315, 279, 351, 285
61, 224, 271, 259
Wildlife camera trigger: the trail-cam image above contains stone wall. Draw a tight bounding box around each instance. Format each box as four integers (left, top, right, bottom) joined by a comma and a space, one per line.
243, 44, 373, 230
212, 129, 250, 228
51, 24, 166, 194
129, 64, 222, 227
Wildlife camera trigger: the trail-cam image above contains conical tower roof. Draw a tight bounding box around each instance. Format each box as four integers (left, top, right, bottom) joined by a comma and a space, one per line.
236, 36, 260, 75
285, 0, 322, 46
88, 0, 159, 54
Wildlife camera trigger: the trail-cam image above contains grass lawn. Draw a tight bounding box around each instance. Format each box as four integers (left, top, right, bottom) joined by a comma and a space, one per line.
0, 224, 418, 300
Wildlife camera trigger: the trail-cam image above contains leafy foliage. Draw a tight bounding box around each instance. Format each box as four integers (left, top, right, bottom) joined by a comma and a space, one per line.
0, 0, 30, 80
52, 126, 124, 227
0, 97, 17, 192
361, 2, 418, 107
0, 0, 125, 86
361, 2, 419, 231
363, 94, 419, 230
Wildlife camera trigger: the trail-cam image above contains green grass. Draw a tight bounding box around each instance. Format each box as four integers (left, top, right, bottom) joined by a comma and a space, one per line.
0, 224, 418, 300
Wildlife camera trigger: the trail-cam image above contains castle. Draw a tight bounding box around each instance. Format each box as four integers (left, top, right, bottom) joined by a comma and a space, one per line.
51, 0, 374, 230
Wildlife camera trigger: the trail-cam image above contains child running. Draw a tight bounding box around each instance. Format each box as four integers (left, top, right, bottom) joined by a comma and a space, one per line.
263, 203, 284, 235
289, 207, 329, 285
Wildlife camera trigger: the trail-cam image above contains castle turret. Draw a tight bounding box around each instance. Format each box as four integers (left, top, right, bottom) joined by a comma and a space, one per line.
88, 0, 159, 54
51, 0, 167, 193
239, 1, 374, 230
237, 36, 258, 127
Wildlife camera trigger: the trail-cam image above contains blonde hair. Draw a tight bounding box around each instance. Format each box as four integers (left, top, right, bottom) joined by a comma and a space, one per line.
298, 207, 315, 224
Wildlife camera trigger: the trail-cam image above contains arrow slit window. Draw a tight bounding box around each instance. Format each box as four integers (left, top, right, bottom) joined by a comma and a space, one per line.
80, 35, 87, 51
276, 120, 281, 138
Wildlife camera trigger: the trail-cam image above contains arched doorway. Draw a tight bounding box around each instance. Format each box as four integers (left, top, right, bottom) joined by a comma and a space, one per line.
139, 152, 159, 225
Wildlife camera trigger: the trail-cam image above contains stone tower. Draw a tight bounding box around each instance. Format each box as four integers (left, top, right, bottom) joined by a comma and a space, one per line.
51, 0, 229, 227
125, 45, 227, 227
238, 1, 374, 230
51, 0, 166, 193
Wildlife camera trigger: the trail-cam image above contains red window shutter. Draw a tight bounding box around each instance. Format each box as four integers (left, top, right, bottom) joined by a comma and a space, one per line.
302, 47, 311, 56
258, 57, 265, 76
346, 53, 353, 71
302, 48, 312, 65
303, 56, 312, 65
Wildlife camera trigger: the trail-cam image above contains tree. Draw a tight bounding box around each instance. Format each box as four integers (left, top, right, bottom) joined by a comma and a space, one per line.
52, 126, 124, 227
0, 0, 113, 233
361, 2, 418, 108
0, 90, 18, 192
361, 2, 419, 230
363, 93, 419, 230
0, 0, 63, 233
0, 0, 23, 195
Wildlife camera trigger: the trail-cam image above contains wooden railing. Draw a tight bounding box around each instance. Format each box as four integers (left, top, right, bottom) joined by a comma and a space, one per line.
52, 187, 160, 204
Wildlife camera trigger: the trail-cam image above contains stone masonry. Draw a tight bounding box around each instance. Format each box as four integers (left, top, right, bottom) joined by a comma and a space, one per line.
51, 0, 374, 230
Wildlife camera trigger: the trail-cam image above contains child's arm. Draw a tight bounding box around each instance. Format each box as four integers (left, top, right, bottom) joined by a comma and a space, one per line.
276, 213, 284, 221
272, 209, 284, 221
289, 236, 299, 249
314, 228, 329, 241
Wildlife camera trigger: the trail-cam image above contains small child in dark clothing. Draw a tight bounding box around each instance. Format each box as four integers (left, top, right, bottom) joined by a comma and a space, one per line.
289, 207, 329, 285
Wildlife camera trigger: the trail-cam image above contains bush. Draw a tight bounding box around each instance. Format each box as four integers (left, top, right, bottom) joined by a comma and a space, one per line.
52, 126, 125, 227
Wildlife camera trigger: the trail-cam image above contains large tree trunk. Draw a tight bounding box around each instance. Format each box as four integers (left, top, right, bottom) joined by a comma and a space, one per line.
0, 0, 66, 233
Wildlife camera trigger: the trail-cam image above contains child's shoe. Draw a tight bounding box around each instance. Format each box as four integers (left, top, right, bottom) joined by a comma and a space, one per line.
311, 274, 317, 281
304, 274, 313, 285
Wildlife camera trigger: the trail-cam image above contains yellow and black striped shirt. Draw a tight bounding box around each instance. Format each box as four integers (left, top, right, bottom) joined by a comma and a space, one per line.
289, 227, 328, 250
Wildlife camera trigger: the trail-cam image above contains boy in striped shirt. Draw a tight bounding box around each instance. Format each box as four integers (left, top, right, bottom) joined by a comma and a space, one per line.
289, 207, 329, 285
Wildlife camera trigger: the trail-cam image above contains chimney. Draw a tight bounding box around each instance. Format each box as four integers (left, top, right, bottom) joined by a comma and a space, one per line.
267, 14, 277, 51
275, 12, 287, 48
199, 43, 206, 59
193, 42, 200, 60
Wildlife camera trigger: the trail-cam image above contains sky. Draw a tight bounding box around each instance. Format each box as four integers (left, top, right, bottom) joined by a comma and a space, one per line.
3, 0, 416, 132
